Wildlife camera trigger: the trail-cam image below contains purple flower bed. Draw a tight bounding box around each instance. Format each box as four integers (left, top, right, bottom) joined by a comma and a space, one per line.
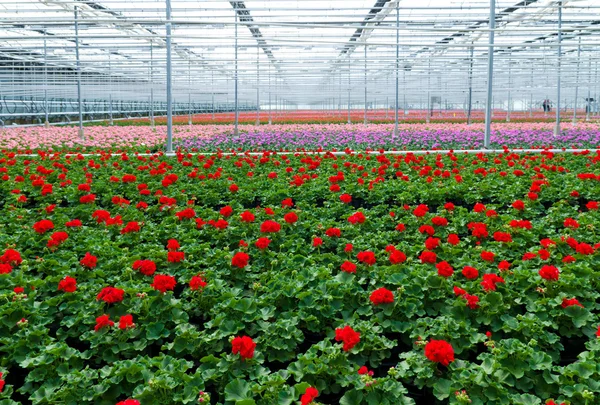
177, 123, 600, 151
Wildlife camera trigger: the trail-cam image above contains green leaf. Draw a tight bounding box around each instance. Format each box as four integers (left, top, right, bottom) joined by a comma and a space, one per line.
340, 389, 364, 405
433, 378, 452, 400
225, 379, 252, 401
293, 382, 311, 397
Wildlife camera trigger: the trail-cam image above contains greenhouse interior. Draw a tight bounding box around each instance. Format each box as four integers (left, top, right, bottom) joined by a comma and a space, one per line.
1, 1, 600, 405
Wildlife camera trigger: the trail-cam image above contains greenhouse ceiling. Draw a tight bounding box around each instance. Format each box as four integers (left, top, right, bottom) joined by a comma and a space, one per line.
0, 0, 599, 112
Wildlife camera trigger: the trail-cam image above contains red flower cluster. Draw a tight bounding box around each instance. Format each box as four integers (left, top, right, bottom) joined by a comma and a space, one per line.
424, 339, 455, 366
255, 237, 271, 250
118, 314, 135, 330
370, 287, 394, 305
389, 249, 407, 264
420, 250, 437, 264
240, 211, 255, 223
33, 219, 54, 234
80, 252, 97, 269
116, 399, 140, 405
334, 325, 360, 351
260, 220, 281, 233
46, 231, 68, 248
436, 261, 454, 278
231, 335, 256, 360
481, 274, 505, 292
561, 298, 583, 308
132, 259, 156, 276
151, 274, 177, 293
95, 314, 114, 331
58, 276, 77, 293
1, 249, 22, 266
231, 252, 250, 268
357, 251, 376, 266
539, 265, 559, 281
167, 251, 184, 263
348, 212, 366, 224
284, 212, 298, 224
96, 286, 125, 303
190, 275, 207, 290
462, 266, 478, 279
300, 387, 319, 405
120, 221, 140, 234
340, 261, 357, 273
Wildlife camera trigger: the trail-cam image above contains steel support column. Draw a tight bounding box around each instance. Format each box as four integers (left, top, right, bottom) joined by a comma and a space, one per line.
483, 0, 495, 148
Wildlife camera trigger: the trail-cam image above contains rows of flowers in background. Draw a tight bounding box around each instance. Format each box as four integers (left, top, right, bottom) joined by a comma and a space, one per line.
0, 122, 599, 150
0, 147, 600, 404
126, 109, 596, 126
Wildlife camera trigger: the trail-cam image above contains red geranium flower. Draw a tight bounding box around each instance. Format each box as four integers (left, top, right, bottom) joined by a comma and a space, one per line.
118, 314, 135, 330
166, 239, 180, 251
260, 220, 281, 233
481, 251, 495, 262
335, 325, 360, 351
462, 266, 479, 280
284, 212, 298, 224
97, 287, 125, 304
564, 218, 579, 229
65, 219, 83, 227
325, 227, 341, 238
389, 250, 407, 264
94, 314, 114, 331
300, 387, 319, 405
512, 200, 525, 210
348, 212, 366, 224
175, 207, 196, 220
167, 251, 184, 263
231, 335, 256, 360
340, 261, 357, 273
58, 276, 77, 293
424, 339, 454, 366
465, 294, 480, 309
425, 237, 440, 250
120, 221, 140, 234
413, 204, 429, 217
132, 259, 156, 276
436, 261, 454, 277
562, 298, 583, 308
47, 231, 68, 247
312, 237, 323, 247
447, 234, 460, 245
370, 287, 394, 305
481, 274, 505, 292
220, 205, 233, 217
254, 237, 271, 250
493, 232, 512, 243
539, 265, 559, 281
33, 219, 54, 234
231, 252, 250, 268
151, 274, 177, 293
420, 250, 437, 264
357, 251, 376, 266
340, 194, 352, 204
240, 211, 255, 223
116, 400, 140, 405
1, 249, 22, 266
190, 275, 207, 290
79, 194, 96, 204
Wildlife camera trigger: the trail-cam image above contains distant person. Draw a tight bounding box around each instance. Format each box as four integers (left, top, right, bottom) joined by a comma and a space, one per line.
542, 99, 548, 112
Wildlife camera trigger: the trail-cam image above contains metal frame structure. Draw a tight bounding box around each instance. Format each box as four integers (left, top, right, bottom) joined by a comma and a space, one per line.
0, 0, 599, 138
